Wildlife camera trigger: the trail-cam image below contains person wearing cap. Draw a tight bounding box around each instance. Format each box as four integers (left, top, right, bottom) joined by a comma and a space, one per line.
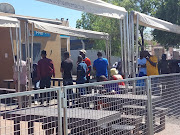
79, 49, 91, 83
93, 51, 108, 81
158, 54, 170, 74
37, 50, 55, 105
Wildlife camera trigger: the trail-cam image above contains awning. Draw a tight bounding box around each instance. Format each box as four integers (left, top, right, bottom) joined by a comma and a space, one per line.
36, 0, 127, 19
28, 20, 109, 40
134, 11, 180, 34
0, 12, 62, 25
0, 16, 19, 28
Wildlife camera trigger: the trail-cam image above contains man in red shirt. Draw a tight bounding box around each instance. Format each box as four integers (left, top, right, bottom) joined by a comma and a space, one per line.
79, 49, 91, 83
37, 50, 55, 105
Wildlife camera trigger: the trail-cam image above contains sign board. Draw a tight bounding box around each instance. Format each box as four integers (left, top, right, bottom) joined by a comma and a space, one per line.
60, 35, 70, 38
34, 31, 51, 37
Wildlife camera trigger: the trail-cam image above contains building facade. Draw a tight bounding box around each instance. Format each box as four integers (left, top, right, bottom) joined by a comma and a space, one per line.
0, 14, 69, 87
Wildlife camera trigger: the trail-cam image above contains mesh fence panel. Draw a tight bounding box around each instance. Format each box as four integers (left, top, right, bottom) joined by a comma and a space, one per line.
2, 74, 180, 135
63, 77, 151, 135
0, 87, 61, 135
150, 74, 180, 135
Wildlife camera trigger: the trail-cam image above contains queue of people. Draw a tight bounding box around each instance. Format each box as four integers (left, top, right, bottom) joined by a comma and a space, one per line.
12, 48, 176, 109
14, 48, 171, 107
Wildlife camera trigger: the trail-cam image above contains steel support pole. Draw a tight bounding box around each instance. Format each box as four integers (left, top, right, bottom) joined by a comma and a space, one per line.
123, 18, 127, 79
131, 12, 135, 78
109, 38, 111, 66
146, 78, 154, 135
131, 12, 136, 93
63, 87, 68, 135
120, 19, 124, 75
28, 23, 34, 107
57, 88, 63, 135
66, 37, 69, 52
19, 25, 22, 70
126, 13, 130, 77
16, 26, 22, 108
106, 39, 108, 60
129, 14, 132, 76
135, 14, 139, 75
27, 22, 32, 107
25, 22, 27, 63
10, 28, 15, 63
31, 23, 34, 75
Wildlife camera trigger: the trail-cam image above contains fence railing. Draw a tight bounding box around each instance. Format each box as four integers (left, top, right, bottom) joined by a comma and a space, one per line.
0, 73, 180, 135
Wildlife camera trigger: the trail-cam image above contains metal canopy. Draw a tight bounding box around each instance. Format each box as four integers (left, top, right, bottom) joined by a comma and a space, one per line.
28, 20, 109, 40
0, 16, 19, 27
36, 0, 127, 19
133, 11, 180, 34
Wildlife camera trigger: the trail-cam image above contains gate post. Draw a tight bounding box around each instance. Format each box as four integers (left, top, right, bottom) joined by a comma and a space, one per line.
57, 87, 63, 135
146, 77, 154, 135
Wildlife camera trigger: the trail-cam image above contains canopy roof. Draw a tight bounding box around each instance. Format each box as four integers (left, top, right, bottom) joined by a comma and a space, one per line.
134, 11, 180, 35
36, 0, 127, 19
0, 12, 62, 25
28, 20, 109, 40
0, 16, 19, 28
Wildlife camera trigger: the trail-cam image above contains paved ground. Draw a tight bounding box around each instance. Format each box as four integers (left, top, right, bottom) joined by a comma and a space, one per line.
0, 116, 46, 135
1, 101, 180, 135
1, 115, 180, 135
155, 116, 180, 135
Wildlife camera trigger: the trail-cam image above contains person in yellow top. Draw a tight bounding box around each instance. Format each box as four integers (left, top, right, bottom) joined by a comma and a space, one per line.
144, 51, 159, 76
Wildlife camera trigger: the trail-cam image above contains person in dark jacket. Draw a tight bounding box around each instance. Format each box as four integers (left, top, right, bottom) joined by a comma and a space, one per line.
158, 54, 170, 74
37, 50, 55, 106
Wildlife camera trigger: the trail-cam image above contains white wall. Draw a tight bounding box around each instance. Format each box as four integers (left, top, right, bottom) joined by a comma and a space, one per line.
70, 50, 120, 75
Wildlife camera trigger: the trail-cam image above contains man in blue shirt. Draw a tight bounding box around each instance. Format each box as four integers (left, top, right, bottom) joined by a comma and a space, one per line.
77, 55, 87, 95
93, 51, 109, 81
77, 55, 87, 84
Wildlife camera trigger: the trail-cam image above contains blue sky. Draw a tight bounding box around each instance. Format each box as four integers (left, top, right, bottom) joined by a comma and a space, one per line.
0, 0, 82, 27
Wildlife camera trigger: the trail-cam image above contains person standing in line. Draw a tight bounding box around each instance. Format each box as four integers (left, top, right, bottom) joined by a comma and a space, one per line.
37, 50, 55, 106
144, 51, 159, 95
61, 51, 73, 86
144, 51, 159, 76
93, 51, 108, 81
79, 49, 91, 83
138, 51, 147, 77
13, 55, 28, 108
76, 55, 87, 95
61, 51, 74, 107
136, 51, 147, 90
158, 54, 170, 74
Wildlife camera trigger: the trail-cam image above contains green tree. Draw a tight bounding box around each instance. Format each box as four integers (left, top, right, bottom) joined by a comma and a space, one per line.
152, 0, 180, 48
76, 0, 160, 54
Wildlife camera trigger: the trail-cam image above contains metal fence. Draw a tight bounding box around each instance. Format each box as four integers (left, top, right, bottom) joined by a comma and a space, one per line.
0, 87, 62, 135
149, 73, 180, 135
0, 74, 180, 135
63, 77, 151, 135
